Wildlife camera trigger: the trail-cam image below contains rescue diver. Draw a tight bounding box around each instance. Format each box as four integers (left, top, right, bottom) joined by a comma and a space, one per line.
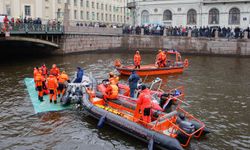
73, 67, 84, 83
134, 50, 141, 69
136, 85, 152, 123
57, 71, 70, 98
47, 74, 58, 103
128, 70, 140, 98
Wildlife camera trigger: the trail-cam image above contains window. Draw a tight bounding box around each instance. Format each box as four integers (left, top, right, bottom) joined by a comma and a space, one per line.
24, 5, 31, 16
229, 8, 240, 25
187, 9, 197, 25
87, 11, 89, 20
105, 4, 108, 11
67, 0, 71, 5
80, 0, 83, 7
86, 1, 89, 7
101, 4, 104, 10
97, 3, 99, 9
6, 5, 11, 16
101, 13, 104, 20
163, 10, 172, 21
109, 5, 111, 11
117, 15, 119, 22
113, 15, 115, 22
92, 2, 95, 8
74, 0, 77, 6
57, 9, 61, 18
97, 13, 99, 20
113, 6, 116, 12
141, 10, 149, 24
109, 14, 112, 21
74, 10, 77, 19
58, 0, 61, 4
105, 14, 108, 21
92, 12, 95, 20
80, 11, 83, 19
209, 8, 219, 24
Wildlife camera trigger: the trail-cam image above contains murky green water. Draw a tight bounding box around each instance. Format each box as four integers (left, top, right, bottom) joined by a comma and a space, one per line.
0, 53, 249, 150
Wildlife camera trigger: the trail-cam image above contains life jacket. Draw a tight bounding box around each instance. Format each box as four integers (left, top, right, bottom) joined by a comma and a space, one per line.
35, 73, 43, 86
33, 68, 39, 78
47, 75, 58, 90
134, 54, 141, 65
106, 84, 118, 99
137, 89, 152, 109
109, 76, 119, 85
50, 67, 60, 77
41, 66, 48, 75
58, 73, 69, 83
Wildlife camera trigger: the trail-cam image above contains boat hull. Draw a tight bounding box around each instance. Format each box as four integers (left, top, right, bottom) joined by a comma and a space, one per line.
81, 93, 184, 150
116, 64, 184, 76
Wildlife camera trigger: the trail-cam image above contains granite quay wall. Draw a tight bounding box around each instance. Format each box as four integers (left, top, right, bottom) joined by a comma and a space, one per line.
60, 34, 250, 56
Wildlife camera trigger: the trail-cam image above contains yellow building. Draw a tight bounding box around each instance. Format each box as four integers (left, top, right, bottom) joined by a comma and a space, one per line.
0, 0, 130, 25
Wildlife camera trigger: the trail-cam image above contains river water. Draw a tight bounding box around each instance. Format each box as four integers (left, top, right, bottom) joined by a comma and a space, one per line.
0, 53, 249, 150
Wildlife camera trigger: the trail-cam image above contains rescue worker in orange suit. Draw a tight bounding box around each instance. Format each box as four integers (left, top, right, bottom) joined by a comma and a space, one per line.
57, 71, 70, 98
134, 50, 141, 69
33, 67, 39, 90
109, 72, 119, 85
156, 50, 166, 67
41, 64, 48, 78
50, 64, 60, 77
47, 74, 58, 103
104, 81, 118, 101
136, 85, 152, 123
35, 69, 44, 101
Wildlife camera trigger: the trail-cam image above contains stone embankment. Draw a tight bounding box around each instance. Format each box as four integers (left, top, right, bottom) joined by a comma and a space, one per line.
60, 34, 250, 56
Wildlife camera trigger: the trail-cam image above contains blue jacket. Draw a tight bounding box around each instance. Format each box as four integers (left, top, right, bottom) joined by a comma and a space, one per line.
74, 68, 84, 83
128, 72, 140, 89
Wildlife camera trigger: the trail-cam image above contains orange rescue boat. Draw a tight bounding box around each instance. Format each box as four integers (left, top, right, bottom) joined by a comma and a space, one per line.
114, 50, 189, 76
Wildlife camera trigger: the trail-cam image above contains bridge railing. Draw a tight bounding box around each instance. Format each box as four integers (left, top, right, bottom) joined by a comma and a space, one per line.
64, 26, 123, 35
0, 23, 64, 34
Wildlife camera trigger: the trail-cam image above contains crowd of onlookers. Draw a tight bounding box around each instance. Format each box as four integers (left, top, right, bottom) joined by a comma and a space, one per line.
0, 16, 62, 32
123, 25, 250, 39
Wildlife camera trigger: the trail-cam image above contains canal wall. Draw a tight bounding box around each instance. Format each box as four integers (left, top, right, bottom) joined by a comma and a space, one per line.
60, 35, 250, 56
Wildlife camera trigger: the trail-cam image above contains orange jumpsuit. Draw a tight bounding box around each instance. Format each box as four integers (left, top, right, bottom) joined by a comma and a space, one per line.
156, 52, 166, 67
58, 72, 69, 96
136, 89, 152, 123
109, 76, 119, 85
134, 53, 141, 69
104, 84, 118, 100
35, 72, 44, 101
50, 67, 60, 77
47, 75, 58, 103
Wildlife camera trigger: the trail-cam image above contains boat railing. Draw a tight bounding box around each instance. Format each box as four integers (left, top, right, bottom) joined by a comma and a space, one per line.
148, 107, 205, 147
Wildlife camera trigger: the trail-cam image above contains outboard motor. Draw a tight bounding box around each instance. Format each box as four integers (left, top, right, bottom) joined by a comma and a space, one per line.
176, 119, 195, 145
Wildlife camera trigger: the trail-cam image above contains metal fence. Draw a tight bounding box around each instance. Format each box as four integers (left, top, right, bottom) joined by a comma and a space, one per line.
0, 23, 64, 34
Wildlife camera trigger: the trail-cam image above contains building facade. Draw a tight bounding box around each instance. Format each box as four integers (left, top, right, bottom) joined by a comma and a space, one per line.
136, 0, 250, 28
0, 0, 131, 26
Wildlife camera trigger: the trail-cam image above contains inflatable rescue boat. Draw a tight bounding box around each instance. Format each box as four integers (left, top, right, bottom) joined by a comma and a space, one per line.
66, 77, 209, 150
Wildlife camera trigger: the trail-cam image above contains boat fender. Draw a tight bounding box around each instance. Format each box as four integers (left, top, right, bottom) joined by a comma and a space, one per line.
148, 137, 154, 150
97, 115, 106, 128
